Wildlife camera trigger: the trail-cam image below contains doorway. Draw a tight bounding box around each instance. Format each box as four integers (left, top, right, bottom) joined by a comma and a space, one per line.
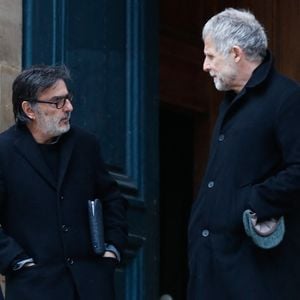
159, 105, 194, 300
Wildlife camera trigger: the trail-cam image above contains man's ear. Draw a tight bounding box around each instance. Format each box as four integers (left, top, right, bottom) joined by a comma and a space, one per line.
231, 46, 243, 63
21, 101, 35, 120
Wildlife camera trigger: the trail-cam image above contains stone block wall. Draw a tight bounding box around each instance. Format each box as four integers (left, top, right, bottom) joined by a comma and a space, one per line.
0, 0, 22, 131
0, 0, 22, 295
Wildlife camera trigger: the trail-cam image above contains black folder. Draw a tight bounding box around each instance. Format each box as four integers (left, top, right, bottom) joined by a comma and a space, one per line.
88, 198, 105, 255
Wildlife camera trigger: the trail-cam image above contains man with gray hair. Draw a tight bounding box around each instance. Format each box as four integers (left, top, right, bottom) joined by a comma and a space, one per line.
188, 8, 300, 299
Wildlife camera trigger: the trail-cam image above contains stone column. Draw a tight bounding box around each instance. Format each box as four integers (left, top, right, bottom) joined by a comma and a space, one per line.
0, 0, 22, 132
0, 0, 22, 295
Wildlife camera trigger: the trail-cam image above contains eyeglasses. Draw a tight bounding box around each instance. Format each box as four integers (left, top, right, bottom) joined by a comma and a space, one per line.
29, 93, 73, 109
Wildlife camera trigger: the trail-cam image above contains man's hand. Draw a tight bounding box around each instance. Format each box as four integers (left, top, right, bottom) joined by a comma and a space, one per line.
250, 212, 280, 236
23, 262, 36, 268
102, 251, 117, 259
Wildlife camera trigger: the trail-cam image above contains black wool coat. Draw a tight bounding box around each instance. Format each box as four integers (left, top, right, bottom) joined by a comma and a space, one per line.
188, 52, 300, 300
0, 125, 127, 300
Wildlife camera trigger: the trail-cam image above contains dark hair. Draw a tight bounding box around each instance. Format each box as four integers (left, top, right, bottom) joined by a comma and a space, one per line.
12, 64, 71, 124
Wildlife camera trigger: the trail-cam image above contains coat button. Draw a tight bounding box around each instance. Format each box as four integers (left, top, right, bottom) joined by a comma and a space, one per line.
218, 134, 225, 142
61, 225, 69, 232
202, 229, 210, 237
208, 181, 214, 188
66, 257, 74, 265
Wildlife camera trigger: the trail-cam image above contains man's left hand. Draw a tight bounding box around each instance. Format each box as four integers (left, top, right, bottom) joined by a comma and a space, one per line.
102, 251, 117, 259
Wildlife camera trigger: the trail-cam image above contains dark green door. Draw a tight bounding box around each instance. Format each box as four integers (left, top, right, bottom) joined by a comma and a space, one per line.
23, 1, 159, 299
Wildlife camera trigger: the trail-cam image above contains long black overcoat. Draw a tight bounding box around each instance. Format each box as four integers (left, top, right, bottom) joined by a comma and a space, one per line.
188, 52, 300, 300
0, 125, 127, 300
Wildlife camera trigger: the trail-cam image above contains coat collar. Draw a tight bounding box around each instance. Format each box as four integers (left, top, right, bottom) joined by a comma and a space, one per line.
221, 50, 274, 113
244, 50, 274, 90
13, 125, 75, 191
223, 50, 274, 103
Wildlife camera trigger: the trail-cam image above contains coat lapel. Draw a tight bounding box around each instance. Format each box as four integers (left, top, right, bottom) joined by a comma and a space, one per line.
13, 126, 76, 191
57, 128, 76, 191
14, 127, 57, 190
220, 89, 246, 128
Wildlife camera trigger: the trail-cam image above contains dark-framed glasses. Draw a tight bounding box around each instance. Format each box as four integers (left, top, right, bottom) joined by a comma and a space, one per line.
30, 93, 73, 109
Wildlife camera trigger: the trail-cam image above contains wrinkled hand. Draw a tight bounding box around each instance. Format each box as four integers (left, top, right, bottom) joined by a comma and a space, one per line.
250, 213, 280, 236
102, 251, 117, 259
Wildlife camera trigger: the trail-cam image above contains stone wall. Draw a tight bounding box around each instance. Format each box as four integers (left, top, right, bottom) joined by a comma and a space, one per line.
0, 0, 22, 132
0, 0, 22, 295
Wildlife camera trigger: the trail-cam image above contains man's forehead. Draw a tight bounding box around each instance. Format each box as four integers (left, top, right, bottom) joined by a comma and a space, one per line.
204, 37, 216, 51
38, 79, 67, 97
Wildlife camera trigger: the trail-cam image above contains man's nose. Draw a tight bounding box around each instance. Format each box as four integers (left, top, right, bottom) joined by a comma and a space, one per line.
64, 99, 73, 112
203, 58, 210, 72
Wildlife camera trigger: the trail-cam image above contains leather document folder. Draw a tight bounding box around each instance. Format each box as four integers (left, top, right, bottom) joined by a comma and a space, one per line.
88, 198, 105, 255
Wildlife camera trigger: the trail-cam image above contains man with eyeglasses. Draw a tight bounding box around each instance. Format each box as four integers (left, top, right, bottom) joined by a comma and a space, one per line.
0, 65, 127, 300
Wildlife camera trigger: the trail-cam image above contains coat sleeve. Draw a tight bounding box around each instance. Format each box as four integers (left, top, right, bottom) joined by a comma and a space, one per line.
249, 89, 300, 220
0, 168, 29, 274
93, 139, 128, 256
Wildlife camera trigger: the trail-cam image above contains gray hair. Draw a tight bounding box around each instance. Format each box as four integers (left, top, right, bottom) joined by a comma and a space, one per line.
202, 8, 268, 62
